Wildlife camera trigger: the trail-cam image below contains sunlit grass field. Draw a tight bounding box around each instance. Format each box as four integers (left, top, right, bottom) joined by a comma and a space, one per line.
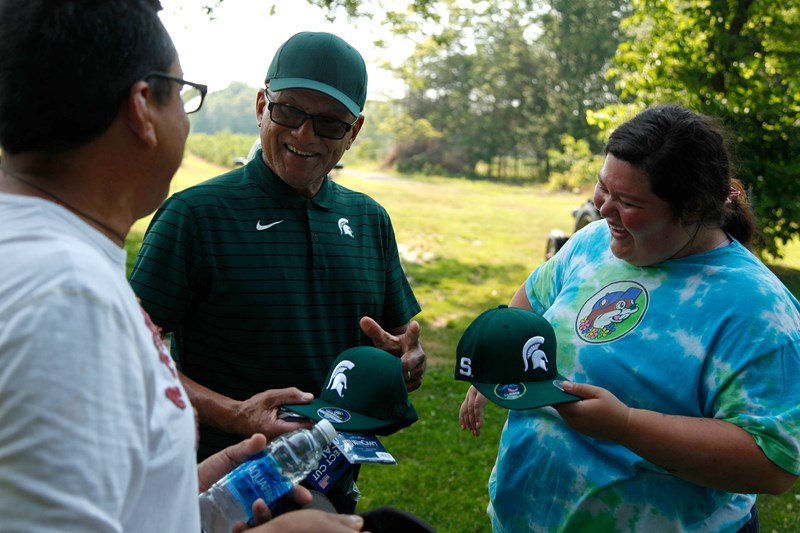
127, 154, 800, 532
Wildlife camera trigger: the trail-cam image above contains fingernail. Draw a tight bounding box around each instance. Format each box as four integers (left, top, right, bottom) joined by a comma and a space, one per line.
301, 392, 313, 400
554, 380, 572, 391
347, 515, 364, 526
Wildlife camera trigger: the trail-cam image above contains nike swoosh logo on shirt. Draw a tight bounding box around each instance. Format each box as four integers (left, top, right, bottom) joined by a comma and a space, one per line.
256, 220, 284, 231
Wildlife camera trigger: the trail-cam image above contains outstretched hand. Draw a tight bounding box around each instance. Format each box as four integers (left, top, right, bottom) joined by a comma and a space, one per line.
360, 317, 426, 391
229, 387, 315, 441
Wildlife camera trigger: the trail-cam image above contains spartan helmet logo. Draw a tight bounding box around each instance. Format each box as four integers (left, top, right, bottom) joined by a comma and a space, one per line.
522, 336, 549, 372
326, 360, 355, 397
338, 218, 355, 238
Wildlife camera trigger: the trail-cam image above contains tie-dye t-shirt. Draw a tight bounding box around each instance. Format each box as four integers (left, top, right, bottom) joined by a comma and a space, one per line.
488, 220, 800, 533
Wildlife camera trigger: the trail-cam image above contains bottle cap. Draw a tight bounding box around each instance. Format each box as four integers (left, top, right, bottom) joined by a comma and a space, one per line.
315, 419, 337, 445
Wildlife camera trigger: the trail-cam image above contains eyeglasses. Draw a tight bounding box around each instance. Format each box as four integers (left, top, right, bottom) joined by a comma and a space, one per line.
265, 93, 357, 140
144, 71, 208, 114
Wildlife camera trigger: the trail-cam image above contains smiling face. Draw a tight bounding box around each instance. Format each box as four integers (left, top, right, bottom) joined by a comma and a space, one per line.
593, 154, 701, 267
256, 87, 363, 197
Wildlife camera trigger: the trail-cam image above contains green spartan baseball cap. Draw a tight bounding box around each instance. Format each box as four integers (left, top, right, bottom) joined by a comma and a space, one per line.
284, 346, 418, 435
266, 31, 368, 117
455, 305, 580, 409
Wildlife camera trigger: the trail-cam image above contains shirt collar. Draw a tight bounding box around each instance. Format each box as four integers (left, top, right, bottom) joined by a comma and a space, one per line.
246, 149, 335, 209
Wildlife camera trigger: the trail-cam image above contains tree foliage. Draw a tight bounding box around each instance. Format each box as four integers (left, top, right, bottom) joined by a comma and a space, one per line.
591, 0, 800, 255
189, 81, 259, 135
197, 0, 439, 22
547, 135, 605, 191
306, 0, 438, 20
391, 0, 627, 179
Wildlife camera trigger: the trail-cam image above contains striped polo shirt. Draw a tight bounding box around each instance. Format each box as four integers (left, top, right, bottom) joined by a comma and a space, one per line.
130, 151, 420, 458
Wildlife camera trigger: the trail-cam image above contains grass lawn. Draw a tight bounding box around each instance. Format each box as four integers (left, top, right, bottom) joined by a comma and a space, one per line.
127, 155, 800, 532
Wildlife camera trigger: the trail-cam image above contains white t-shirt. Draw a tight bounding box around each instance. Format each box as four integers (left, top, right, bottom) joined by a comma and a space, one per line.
0, 194, 199, 532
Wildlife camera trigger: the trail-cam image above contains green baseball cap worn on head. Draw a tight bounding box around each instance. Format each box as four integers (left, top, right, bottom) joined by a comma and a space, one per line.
455, 305, 580, 410
284, 346, 418, 435
266, 31, 368, 117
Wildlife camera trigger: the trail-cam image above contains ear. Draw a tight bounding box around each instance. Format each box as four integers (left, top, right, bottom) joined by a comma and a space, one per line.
255, 89, 267, 128
125, 80, 158, 148
345, 115, 365, 150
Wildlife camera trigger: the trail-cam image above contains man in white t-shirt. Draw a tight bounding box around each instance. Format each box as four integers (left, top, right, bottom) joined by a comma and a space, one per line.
0, 2, 364, 532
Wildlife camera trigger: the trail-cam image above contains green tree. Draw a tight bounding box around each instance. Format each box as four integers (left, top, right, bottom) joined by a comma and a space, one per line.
392, 1, 563, 177
389, 0, 627, 179
470, 3, 558, 179
538, 0, 631, 152
347, 100, 431, 165
369, 101, 444, 173
190, 82, 260, 135
591, 0, 800, 256
547, 135, 605, 191
396, 19, 482, 175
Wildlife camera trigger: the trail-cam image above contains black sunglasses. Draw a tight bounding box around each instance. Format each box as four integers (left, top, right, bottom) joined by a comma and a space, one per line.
144, 71, 208, 114
265, 92, 357, 140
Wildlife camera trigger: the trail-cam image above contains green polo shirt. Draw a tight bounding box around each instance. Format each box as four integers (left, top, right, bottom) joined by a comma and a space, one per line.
129, 151, 421, 461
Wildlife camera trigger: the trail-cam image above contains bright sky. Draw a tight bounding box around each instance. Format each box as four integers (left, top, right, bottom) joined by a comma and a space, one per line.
159, 0, 414, 99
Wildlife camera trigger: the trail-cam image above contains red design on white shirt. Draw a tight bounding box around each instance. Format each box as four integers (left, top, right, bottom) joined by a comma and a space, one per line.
138, 301, 186, 410
165, 386, 188, 409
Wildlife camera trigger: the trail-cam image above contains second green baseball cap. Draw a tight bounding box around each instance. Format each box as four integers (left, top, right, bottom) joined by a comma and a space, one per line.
455, 305, 580, 409
266, 31, 368, 117
284, 346, 418, 435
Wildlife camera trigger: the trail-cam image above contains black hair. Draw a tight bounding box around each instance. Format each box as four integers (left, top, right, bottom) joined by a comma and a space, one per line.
604, 104, 756, 248
0, 0, 177, 154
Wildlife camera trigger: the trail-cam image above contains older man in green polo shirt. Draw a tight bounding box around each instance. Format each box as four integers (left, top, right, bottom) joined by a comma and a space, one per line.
130, 31, 426, 513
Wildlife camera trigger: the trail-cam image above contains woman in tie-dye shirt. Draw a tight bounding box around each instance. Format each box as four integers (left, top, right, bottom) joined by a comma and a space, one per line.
460, 105, 800, 532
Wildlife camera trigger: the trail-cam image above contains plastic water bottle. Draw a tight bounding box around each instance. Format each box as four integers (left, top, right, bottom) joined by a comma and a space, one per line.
199, 420, 337, 533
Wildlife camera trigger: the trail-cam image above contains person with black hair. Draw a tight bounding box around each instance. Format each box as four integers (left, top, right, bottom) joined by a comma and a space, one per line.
130, 30, 426, 514
0, 2, 364, 532
460, 104, 800, 532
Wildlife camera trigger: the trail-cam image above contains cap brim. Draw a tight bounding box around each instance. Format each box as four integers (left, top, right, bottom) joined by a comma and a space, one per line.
283, 400, 417, 436
269, 78, 361, 117
471, 373, 580, 410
